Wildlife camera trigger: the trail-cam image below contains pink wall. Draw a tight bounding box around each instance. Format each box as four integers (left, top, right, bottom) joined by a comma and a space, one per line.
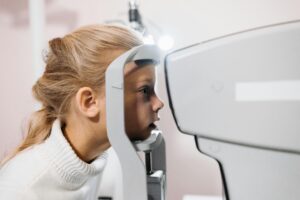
0, 1, 35, 159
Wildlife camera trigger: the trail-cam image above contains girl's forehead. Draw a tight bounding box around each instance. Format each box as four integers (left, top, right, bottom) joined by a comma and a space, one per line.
125, 61, 156, 75
124, 63, 156, 84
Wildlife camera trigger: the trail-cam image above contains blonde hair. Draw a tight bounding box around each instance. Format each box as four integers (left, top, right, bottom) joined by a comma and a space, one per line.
2, 24, 142, 164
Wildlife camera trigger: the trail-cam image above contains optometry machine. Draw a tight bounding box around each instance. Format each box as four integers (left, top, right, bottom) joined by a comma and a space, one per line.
105, 45, 166, 200
164, 20, 300, 200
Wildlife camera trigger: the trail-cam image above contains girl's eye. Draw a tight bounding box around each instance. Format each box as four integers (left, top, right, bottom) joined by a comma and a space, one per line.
139, 86, 152, 99
141, 87, 150, 95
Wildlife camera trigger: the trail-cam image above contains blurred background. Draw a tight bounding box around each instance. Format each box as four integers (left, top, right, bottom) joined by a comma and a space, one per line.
1, 0, 300, 199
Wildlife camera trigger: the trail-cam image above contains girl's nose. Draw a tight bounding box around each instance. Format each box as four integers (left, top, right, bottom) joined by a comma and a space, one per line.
153, 95, 164, 113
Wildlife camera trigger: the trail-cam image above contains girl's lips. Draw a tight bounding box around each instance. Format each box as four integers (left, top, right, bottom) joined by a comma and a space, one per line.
148, 123, 157, 129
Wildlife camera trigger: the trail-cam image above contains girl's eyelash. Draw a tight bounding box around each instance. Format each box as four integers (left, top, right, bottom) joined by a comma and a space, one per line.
140, 87, 150, 93
139, 86, 152, 95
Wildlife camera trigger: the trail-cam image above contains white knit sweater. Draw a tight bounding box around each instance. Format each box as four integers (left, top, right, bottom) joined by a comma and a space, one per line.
0, 120, 108, 200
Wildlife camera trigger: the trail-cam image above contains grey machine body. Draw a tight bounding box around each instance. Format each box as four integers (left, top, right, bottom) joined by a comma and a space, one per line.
164, 20, 300, 200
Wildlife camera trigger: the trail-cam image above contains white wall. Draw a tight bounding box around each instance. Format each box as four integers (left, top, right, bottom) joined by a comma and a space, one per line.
1, 0, 300, 200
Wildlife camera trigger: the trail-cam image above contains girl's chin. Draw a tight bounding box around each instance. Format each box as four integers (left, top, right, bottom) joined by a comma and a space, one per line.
128, 130, 151, 141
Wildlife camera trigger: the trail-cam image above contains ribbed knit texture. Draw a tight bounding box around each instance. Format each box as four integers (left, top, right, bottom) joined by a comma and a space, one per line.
39, 120, 108, 188
0, 119, 108, 200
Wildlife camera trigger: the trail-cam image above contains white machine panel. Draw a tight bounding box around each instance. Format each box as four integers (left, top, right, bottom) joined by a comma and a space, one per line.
165, 20, 300, 152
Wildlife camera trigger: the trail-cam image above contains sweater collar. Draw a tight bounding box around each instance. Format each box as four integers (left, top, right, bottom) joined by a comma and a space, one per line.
41, 120, 108, 187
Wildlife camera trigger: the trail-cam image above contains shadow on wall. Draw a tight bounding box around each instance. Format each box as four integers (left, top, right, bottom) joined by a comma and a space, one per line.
0, 0, 78, 30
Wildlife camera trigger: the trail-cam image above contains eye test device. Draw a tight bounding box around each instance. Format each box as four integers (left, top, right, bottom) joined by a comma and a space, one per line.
105, 45, 166, 200
164, 20, 300, 200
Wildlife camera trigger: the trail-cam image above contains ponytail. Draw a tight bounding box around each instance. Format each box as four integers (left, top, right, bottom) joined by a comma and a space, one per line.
1, 108, 56, 166
20, 108, 56, 151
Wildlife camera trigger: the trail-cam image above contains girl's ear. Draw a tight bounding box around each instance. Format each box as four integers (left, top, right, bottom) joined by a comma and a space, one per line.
75, 87, 100, 118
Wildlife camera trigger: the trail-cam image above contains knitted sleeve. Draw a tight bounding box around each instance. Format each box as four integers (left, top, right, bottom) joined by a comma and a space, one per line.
0, 187, 38, 200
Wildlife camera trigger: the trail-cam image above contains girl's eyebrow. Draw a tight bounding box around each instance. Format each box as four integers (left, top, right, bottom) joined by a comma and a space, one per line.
134, 80, 155, 89
135, 79, 156, 87
137, 78, 155, 83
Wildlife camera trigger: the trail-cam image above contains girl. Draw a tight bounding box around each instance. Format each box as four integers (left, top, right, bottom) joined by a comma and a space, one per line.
0, 24, 164, 200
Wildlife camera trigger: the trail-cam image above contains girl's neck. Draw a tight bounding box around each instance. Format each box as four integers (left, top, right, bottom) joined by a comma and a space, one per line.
62, 122, 110, 163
